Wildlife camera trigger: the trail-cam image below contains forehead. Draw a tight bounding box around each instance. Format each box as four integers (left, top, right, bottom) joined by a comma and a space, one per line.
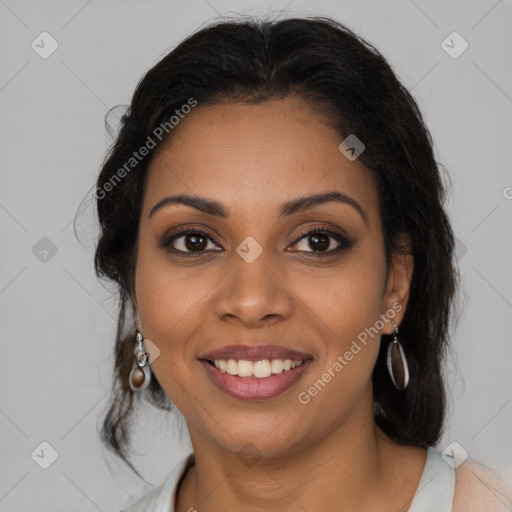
144, 97, 379, 225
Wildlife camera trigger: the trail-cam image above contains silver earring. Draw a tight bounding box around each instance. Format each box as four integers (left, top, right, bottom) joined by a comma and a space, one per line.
387, 321, 409, 390
129, 332, 151, 392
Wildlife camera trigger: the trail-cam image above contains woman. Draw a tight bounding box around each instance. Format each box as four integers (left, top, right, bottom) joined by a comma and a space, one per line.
94, 16, 510, 512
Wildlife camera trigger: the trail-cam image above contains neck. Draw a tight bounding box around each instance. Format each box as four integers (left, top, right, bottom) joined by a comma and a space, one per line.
176, 398, 412, 512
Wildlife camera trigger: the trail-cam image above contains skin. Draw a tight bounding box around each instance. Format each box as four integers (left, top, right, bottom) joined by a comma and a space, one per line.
452, 463, 512, 511
132, 96, 425, 512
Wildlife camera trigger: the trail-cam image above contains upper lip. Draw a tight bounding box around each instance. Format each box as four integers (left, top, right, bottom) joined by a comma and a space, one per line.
198, 344, 313, 362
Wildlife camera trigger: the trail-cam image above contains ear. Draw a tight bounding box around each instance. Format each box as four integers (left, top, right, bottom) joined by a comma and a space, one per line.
381, 233, 414, 335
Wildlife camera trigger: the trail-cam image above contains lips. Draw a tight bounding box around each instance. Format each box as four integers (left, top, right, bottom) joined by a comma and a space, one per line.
198, 344, 313, 362
200, 359, 313, 400
198, 344, 314, 400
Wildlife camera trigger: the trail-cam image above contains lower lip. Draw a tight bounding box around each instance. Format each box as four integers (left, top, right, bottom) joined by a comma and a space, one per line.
200, 360, 313, 400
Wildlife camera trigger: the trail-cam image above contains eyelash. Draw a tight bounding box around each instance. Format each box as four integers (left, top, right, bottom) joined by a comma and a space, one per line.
161, 225, 354, 258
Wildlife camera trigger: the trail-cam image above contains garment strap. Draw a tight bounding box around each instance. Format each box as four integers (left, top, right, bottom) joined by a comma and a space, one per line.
407, 447, 456, 511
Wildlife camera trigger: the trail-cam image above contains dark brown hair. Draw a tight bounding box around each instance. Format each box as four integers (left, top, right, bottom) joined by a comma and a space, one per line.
93, 15, 460, 477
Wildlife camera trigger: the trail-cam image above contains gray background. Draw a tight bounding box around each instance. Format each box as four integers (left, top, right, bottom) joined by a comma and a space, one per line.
1, 0, 511, 510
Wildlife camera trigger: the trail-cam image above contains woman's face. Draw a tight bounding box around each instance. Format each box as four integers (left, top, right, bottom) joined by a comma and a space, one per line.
134, 96, 412, 459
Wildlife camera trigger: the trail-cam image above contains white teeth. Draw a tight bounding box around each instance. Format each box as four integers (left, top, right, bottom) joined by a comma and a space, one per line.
212, 358, 304, 378
226, 359, 238, 376
237, 360, 253, 377
271, 359, 283, 374
253, 360, 272, 378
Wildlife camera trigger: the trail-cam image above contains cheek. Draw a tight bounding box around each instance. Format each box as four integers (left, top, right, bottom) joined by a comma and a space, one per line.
134, 240, 215, 338
290, 256, 386, 388
134, 248, 203, 411
133, 241, 226, 408
291, 252, 386, 334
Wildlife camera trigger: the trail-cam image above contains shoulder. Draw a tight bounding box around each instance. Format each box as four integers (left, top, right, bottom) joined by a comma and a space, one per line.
452, 459, 512, 512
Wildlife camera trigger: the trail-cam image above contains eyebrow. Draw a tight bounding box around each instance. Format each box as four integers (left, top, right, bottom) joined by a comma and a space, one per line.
149, 191, 369, 227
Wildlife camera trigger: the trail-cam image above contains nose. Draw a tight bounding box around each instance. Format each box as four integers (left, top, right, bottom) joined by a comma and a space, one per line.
213, 251, 295, 328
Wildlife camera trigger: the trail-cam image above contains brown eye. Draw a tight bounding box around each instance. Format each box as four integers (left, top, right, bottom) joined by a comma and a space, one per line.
161, 229, 222, 254
288, 228, 354, 256
183, 233, 208, 251
308, 233, 331, 251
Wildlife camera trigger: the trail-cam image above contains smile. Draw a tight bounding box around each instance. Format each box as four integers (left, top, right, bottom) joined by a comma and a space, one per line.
209, 358, 304, 378
200, 358, 313, 400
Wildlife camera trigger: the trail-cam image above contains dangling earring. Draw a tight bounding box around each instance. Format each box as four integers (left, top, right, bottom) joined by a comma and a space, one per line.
129, 332, 151, 392
387, 321, 409, 390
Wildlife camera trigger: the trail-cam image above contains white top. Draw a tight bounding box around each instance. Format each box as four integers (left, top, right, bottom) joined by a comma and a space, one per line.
119, 446, 455, 512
